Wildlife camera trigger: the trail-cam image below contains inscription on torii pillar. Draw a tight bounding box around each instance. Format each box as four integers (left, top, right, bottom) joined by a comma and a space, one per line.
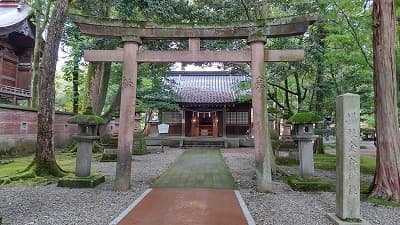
72, 14, 316, 192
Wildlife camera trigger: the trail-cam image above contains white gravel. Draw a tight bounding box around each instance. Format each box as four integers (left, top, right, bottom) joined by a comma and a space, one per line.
221, 148, 400, 225
0, 148, 183, 225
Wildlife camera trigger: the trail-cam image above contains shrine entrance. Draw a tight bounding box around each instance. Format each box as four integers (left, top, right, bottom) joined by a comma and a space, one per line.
71, 14, 316, 192
188, 111, 218, 137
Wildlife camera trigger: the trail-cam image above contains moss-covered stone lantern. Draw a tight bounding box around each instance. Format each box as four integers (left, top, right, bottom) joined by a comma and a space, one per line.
58, 107, 106, 188
67, 107, 105, 178
288, 111, 321, 178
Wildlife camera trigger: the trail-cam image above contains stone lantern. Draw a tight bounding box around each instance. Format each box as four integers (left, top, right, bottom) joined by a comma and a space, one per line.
147, 119, 159, 137
58, 107, 106, 188
289, 112, 321, 178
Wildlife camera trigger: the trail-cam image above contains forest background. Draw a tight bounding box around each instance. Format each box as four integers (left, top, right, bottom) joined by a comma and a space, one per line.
46, 0, 397, 129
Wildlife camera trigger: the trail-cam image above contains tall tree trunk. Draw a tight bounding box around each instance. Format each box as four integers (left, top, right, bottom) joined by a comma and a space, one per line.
315, 22, 326, 114
72, 56, 79, 113
34, 0, 70, 176
85, 62, 102, 112
293, 71, 303, 111
31, 36, 41, 108
284, 78, 292, 114
83, 1, 113, 115
369, 0, 400, 202
31, 0, 52, 108
97, 62, 111, 114
314, 22, 326, 154
85, 62, 111, 115
99, 85, 122, 138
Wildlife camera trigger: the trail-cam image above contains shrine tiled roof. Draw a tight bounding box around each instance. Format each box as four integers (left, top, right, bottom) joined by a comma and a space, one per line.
168, 71, 248, 103
0, 1, 34, 38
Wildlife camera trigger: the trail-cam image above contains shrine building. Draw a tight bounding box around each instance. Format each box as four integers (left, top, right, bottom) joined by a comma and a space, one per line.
161, 70, 251, 137
0, 0, 35, 105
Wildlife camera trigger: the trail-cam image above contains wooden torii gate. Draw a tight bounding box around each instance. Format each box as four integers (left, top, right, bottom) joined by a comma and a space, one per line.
72, 14, 316, 192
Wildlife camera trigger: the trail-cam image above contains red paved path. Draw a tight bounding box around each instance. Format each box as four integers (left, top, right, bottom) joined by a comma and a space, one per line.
117, 188, 249, 225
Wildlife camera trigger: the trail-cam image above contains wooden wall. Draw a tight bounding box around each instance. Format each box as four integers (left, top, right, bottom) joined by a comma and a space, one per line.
0, 40, 33, 90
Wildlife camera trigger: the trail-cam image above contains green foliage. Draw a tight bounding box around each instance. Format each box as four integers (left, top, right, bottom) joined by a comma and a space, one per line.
361, 114, 375, 127
61, 0, 378, 125
133, 133, 146, 155
288, 111, 322, 124
268, 107, 281, 114
136, 64, 180, 112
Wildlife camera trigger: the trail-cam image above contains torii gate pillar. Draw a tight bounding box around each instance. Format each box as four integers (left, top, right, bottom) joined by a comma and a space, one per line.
250, 35, 273, 192
115, 36, 141, 191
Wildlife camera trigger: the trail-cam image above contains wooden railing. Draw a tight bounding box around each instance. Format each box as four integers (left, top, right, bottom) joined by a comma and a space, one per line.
0, 84, 31, 98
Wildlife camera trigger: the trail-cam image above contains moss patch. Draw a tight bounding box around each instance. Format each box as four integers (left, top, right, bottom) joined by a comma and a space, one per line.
67, 114, 106, 125
0, 152, 101, 187
288, 111, 321, 124
315, 154, 376, 175
313, 154, 337, 171
57, 175, 105, 188
367, 197, 400, 207
152, 149, 236, 189
276, 157, 299, 167
0, 144, 36, 159
359, 183, 400, 207
360, 156, 376, 174
0, 160, 13, 165
100, 153, 117, 162
277, 153, 376, 175
284, 175, 335, 192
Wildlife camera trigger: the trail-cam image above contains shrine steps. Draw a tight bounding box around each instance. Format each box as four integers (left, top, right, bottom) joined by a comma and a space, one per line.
182, 139, 224, 149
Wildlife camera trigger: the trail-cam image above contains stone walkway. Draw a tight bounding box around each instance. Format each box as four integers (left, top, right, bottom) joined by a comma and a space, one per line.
111, 149, 253, 225
152, 149, 236, 189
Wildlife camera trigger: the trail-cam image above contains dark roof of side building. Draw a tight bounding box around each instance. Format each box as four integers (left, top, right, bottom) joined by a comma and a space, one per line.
167, 71, 248, 104
0, 1, 34, 39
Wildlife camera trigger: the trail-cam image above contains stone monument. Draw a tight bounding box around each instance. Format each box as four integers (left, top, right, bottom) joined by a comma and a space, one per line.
326, 93, 370, 225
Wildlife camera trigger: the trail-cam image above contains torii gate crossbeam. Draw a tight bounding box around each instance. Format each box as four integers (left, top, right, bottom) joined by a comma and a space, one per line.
72, 14, 316, 192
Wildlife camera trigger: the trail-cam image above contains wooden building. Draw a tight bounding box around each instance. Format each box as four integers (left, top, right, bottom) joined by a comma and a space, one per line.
0, 0, 35, 105
161, 71, 251, 137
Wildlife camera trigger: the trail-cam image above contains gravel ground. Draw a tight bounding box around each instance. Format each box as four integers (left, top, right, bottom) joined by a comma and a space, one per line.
221, 148, 400, 225
1, 147, 399, 225
0, 148, 183, 225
